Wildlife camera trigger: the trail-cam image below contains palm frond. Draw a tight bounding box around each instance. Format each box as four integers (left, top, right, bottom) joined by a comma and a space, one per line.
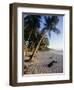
41, 27, 48, 33
52, 27, 60, 34
48, 30, 51, 37
50, 16, 59, 25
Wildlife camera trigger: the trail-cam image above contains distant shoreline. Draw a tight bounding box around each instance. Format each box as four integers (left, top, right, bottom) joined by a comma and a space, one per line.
39, 48, 63, 55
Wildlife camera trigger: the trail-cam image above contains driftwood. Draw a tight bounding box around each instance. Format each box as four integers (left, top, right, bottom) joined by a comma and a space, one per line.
48, 60, 57, 67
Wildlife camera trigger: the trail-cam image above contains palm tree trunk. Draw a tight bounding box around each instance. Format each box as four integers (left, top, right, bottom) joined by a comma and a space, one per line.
28, 30, 32, 41
30, 30, 48, 61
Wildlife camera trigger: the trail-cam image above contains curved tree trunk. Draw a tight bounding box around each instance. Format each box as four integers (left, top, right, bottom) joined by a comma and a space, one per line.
28, 30, 32, 41
30, 30, 48, 61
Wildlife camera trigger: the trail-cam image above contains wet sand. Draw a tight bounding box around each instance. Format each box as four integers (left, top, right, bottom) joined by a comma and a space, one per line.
24, 49, 63, 74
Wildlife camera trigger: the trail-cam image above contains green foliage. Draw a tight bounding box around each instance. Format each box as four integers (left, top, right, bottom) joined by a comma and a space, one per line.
23, 15, 60, 51
24, 15, 41, 41
39, 37, 49, 50
24, 15, 41, 50
41, 16, 60, 36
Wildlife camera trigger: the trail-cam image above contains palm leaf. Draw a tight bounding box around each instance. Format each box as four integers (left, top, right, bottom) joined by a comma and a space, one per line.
52, 27, 60, 34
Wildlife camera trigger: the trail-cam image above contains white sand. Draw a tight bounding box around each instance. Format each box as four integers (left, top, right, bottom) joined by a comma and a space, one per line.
24, 49, 63, 74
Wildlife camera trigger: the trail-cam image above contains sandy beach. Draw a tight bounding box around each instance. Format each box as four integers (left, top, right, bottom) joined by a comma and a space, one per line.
24, 49, 63, 74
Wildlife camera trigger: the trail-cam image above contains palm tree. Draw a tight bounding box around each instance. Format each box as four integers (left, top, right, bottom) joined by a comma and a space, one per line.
24, 15, 41, 50
30, 16, 60, 61
39, 37, 49, 50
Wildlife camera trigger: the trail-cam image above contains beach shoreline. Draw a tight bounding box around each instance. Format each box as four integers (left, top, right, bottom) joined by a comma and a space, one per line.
24, 49, 63, 74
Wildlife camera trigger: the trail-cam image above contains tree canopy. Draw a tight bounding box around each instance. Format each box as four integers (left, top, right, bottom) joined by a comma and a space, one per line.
24, 15, 60, 53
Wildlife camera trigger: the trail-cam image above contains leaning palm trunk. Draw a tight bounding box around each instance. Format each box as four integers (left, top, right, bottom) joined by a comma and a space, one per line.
30, 30, 49, 61
28, 30, 32, 41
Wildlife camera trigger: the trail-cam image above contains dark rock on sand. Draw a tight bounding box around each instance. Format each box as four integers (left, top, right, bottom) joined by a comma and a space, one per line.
48, 60, 57, 67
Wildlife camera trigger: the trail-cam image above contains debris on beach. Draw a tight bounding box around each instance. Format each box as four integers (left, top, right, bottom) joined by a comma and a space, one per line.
48, 60, 57, 67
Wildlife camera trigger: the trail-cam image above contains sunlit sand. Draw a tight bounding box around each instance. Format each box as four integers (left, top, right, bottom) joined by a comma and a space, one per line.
24, 49, 63, 74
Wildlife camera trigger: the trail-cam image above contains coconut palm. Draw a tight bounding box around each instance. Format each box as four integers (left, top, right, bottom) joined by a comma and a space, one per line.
24, 15, 41, 50
30, 16, 60, 61
39, 37, 49, 50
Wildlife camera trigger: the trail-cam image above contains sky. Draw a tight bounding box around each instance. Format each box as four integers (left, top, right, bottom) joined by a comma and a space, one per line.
23, 14, 64, 50
47, 16, 63, 50
40, 15, 64, 50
